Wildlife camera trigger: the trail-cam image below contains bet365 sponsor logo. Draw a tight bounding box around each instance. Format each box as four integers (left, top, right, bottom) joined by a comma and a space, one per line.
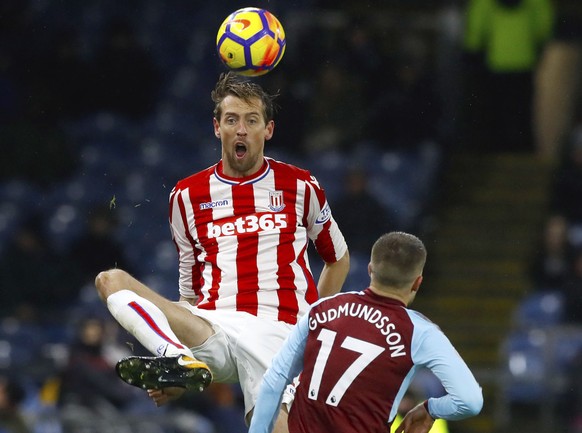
207, 212, 288, 238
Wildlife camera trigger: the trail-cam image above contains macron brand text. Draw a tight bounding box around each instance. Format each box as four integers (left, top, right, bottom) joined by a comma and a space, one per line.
200, 199, 230, 210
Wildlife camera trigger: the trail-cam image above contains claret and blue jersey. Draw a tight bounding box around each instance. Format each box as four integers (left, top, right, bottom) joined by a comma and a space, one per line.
250, 288, 483, 433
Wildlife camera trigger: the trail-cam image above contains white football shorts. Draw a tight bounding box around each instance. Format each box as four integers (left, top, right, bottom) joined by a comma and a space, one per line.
178, 304, 294, 418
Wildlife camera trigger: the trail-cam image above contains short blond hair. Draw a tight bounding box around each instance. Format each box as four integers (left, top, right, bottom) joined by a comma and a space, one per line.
370, 232, 427, 288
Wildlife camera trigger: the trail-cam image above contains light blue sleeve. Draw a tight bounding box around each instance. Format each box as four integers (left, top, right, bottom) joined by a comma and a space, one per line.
408, 310, 484, 420
248, 313, 310, 433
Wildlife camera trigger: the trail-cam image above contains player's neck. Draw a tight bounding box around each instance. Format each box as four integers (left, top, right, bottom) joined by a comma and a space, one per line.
368, 284, 409, 305
219, 157, 267, 179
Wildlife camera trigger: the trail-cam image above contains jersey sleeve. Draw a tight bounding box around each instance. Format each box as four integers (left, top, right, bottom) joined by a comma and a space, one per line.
248, 314, 310, 433
303, 175, 348, 263
169, 185, 201, 299
409, 311, 484, 420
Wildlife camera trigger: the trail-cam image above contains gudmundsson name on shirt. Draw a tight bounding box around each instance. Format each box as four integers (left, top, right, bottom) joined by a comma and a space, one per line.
309, 303, 406, 357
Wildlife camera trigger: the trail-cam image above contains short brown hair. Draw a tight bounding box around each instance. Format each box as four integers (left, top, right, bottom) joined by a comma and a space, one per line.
211, 72, 277, 123
370, 232, 427, 288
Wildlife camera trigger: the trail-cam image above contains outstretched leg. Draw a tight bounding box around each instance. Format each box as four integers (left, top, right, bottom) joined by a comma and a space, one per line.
95, 268, 214, 390
95, 268, 213, 351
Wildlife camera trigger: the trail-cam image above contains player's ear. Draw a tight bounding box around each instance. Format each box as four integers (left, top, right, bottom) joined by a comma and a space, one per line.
213, 118, 221, 138
265, 120, 274, 140
411, 275, 423, 292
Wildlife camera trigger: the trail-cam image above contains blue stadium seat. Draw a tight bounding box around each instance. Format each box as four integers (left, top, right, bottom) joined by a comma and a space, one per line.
497, 325, 582, 428
513, 291, 565, 329
499, 328, 548, 403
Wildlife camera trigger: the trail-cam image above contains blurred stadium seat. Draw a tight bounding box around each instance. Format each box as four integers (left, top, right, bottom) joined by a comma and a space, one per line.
499, 328, 549, 403
497, 324, 582, 429
496, 327, 552, 428
513, 291, 564, 329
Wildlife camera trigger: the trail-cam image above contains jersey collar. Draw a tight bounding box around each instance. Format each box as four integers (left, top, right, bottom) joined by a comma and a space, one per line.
214, 158, 271, 186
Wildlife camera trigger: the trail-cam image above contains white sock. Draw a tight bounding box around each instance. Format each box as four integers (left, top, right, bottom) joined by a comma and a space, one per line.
106, 290, 194, 358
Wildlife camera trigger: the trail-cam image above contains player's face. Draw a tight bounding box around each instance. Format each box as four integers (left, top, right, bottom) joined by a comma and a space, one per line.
214, 95, 274, 178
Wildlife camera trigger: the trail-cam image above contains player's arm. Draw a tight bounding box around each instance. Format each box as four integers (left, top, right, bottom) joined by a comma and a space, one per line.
411, 315, 483, 421
304, 176, 350, 297
317, 250, 350, 298
423, 336, 483, 420
249, 314, 309, 433
169, 186, 203, 300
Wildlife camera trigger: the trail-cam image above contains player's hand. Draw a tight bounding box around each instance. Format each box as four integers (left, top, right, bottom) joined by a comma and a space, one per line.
147, 387, 186, 406
394, 401, 435, 433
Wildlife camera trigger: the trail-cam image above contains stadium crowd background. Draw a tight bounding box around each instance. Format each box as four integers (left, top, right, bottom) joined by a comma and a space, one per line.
1, 0, 582, 432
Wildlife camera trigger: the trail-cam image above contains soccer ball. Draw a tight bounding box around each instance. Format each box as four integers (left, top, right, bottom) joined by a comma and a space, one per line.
216, 7, 286, 77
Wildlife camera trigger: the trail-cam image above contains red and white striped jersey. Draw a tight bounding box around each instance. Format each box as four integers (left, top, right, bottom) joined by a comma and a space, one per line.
169, 157, 348, 325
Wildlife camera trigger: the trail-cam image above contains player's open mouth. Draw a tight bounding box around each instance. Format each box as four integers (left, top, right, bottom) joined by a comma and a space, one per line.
235, 143, 247, 158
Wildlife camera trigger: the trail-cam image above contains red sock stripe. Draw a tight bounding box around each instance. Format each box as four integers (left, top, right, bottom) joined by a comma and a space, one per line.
128, 301, 185, 349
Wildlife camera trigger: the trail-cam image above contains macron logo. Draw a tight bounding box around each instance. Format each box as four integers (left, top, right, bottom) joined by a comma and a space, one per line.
200, 199, 230, 210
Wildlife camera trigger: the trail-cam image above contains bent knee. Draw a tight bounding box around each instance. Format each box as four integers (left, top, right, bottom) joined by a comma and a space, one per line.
95, 268, 130, 300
